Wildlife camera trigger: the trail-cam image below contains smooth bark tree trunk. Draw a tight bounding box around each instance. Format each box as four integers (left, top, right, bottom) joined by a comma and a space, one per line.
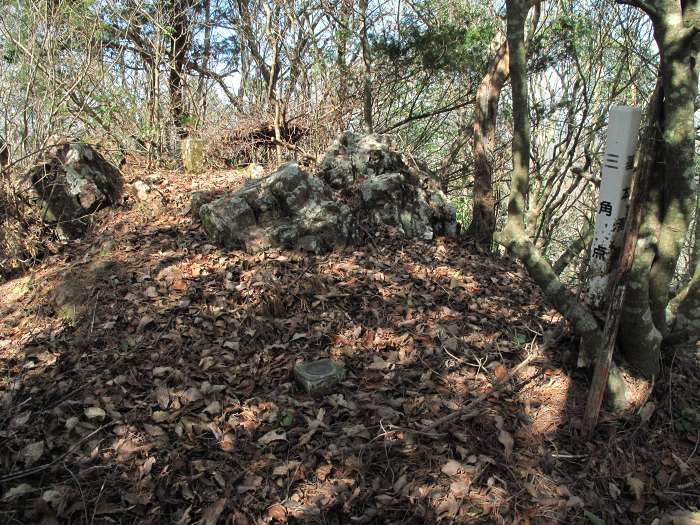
497, 0, 629, 408
498, 0, 602, 357
617, 0, 699, 375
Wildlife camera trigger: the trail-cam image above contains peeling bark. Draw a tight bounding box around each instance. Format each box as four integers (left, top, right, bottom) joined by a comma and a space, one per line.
467, 39, 509, 249
619, 79, 665, 375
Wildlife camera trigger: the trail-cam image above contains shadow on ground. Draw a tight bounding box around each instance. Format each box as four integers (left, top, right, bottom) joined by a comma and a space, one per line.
1, 174, 699, 524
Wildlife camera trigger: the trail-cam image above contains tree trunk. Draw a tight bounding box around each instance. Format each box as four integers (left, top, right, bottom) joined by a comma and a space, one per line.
553, 217, 594, 276
688, 189, 700, 280
168, 0, 190, 139
196, 0, 212, 125
497, 0, 634, 407
359, 0, 373, 134
466, 39, 509, 249
617, 0, 699, 374
497, 0, 604, 360
618, 79, 665, 374
647, 15, 698, 335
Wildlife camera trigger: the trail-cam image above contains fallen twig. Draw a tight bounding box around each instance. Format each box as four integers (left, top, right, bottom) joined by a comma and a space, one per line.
0, 422, 116, 483
422, 353, 538, 431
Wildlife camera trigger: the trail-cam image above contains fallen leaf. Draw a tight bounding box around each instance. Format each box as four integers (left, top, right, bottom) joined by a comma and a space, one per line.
343, 424, 370, 438
441, 459, 462, 476
567, 495, 584, 508
393, 474, 408, 493
140, 457, 156, 477
436, 495, 459, 518
42, 488, 65, 509
450, 481, 468, 498
272, 461, 300, 477
201, 498, 226, 525
155, 386, 170, 409
203, 401, 221, 415
609, 482, 621, 499
172, 279, 188, 291
640, 402, 656, 423
22, 441, 44, 466
237, 475, 263, 493
258, 429, 287, 445
316, 463, 332, 481
498, 428, 514, 459
85, 406, 106, 419
220, 433, 235, 452
494, 364, 508, 382
152, 366, 173, 377
368, 356, 388, 370
627, 475, 644, 500
10, 411, 31, 428
175, 505, 193, 525
182, 387, 203, 404
137, 315, 154, 331
267, 503, 287, 522
3, 484, 34, 500
144, 424, 165, 436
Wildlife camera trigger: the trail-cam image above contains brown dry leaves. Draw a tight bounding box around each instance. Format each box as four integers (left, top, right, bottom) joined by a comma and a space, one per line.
0, 165, 698, 524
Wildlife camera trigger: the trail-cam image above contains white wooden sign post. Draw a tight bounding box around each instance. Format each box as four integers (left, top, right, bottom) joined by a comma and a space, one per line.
587, 105, 643, 308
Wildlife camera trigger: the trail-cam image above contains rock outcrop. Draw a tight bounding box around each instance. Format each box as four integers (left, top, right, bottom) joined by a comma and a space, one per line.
200, 163, 351, 253
27, 143, 123, 239
198, 132, 457, 253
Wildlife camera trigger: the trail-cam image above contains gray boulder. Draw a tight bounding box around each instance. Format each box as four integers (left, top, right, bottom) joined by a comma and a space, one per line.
27, 143, 123, 239
200, 163, 351, 253
199, 133, 457, 253
320, 132, 458, 239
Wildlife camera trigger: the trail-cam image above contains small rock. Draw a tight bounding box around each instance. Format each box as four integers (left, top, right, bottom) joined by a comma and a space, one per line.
129, 179, 165, 205
294, 358, 346, 393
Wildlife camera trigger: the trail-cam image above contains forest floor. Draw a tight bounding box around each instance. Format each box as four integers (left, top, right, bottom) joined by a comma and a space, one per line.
1, 160, 699, 524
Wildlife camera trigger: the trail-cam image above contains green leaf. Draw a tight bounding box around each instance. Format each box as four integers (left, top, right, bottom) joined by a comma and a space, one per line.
583, 510, 605, 525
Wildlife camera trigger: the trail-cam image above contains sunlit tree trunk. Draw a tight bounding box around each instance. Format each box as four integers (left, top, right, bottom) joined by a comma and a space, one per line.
466, 39, 509, 250
498, 0, 603, 355
618, 0, 699, 375
498, 0, 631, 407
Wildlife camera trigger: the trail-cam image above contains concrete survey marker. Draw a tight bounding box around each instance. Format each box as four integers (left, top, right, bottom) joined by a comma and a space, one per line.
588, 105, 642, 308
294, 358, 346, 393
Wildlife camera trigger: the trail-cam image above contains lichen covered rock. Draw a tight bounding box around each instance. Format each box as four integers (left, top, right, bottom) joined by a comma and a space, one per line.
200, 163, 351, 253
26, 142, 123, 239
199, 133, 457, 253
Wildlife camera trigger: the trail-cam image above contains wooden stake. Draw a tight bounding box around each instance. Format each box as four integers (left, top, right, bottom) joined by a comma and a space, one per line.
581, 80, 662, 438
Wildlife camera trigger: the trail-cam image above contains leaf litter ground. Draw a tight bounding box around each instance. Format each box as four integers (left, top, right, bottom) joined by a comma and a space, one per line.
1, 162, 699, 524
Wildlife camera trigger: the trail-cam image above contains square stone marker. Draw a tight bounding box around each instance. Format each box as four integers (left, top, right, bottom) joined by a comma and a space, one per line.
294, 358, 346, 393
